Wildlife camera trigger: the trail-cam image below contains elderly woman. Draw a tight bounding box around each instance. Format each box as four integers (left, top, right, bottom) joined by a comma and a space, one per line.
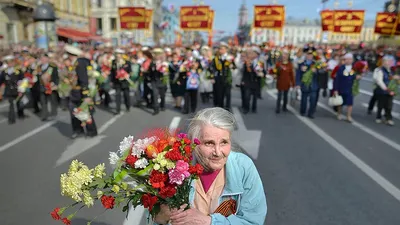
154, 107, 267, 225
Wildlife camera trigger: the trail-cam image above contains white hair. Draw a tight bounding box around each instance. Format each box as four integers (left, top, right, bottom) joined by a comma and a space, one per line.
187, 107, 237, 141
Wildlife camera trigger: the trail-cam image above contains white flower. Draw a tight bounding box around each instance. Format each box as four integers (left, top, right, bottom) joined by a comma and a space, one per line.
118, 135, 134, 156
134, 158, 149, 169
109, 152, 120, 165
131, 136, 157, 157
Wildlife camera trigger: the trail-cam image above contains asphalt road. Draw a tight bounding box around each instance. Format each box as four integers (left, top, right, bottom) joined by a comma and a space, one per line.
1, 78, 400, 225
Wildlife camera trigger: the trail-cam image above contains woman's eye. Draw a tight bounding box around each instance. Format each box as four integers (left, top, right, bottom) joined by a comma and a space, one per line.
205, 142, 214, 146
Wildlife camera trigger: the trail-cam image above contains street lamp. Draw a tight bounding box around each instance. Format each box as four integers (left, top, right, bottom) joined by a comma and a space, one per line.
33, 2, 57, 51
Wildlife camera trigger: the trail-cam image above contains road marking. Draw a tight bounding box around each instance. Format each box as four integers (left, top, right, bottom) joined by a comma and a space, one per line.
316, 101, 400, 153
0, 118, 7, 124
0, 103, 8, 109
267, 90, 400, 202
232, 107, 262, 159
0, 116, 68, 153
360, 89, 400, 105
169, 116, 181, 131
55, 112, 125, 167
361, 103, 400, 120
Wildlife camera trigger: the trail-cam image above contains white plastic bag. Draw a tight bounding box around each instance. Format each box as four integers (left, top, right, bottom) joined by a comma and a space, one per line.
328, 95, 343, 106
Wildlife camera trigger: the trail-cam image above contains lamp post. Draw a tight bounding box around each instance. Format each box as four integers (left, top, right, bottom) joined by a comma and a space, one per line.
33, 1, 57, 51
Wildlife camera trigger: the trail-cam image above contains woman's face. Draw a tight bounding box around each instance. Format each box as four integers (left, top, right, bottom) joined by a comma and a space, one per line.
197, 124, 231, 171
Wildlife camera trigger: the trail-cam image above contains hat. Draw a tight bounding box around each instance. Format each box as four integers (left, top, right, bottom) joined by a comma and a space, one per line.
164, 47, 172, 52
2, 55, 15, 61
185, 46, 193, 51
152, 48, 164, 54
343, 53, 353, 59
303, 46, 315, 54
115, 48, 125, 54
104, 42, 113, 48
65, 45, 83, 56
141, 46, 149, 51
201, 46, 210, 51
219, 42, 229, 48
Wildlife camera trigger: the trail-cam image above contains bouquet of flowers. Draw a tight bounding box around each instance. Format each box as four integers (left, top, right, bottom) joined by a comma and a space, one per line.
16, 78, 30, 102
388, 76, 400, 96
72, 101, 93, 127
179, 60, 192, 72
301, 64, 314, 87
116, 69, 134, 87
51, 130, 203, 225
157, 61, 170, 86
352, 61, 368, 96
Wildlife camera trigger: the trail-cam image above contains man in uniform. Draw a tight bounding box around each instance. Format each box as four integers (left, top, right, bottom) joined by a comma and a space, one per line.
209, 42, 236, 111
38, 53, 59, 121
65, 45, 98, 139
0, 55, 24, 124
110, 48, 132, 114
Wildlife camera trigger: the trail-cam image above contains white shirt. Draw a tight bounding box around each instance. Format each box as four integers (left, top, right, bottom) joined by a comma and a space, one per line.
373, 67, 389, 90
327, 59, 338, 70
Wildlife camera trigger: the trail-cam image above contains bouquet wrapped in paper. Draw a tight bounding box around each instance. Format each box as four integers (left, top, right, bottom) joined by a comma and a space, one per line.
116, 69, 134, 87
72, 102, 93, 127
51, 130, 203, 224
352, 61, 368, 96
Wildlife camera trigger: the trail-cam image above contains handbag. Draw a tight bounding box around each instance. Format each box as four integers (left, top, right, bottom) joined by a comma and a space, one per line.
328, 95, 343, 106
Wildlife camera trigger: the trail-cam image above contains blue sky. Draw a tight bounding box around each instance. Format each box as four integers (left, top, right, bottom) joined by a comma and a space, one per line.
163, 0, 384, 33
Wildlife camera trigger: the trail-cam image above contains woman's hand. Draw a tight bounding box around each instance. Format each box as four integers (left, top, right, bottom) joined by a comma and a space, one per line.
356, 75, 362, 80
170, 205, 211, 225
154, 204, 172, 224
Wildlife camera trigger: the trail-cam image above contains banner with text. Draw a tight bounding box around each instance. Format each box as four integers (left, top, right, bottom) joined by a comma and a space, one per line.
208, 10, 214, 30
374, 12, 399, 35
253, 5, 285, 29
145, 9, 153, 29
119, 7, 148, 30
180, 6, 211, 31
320, 10, 334, 31
333, 10, 365, 33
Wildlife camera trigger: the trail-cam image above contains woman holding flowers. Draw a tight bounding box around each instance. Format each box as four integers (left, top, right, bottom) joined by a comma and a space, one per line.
373, 55, 400, 126
275, 50, 295, 114
154, 107, 267, 225
333, 53, 361, 123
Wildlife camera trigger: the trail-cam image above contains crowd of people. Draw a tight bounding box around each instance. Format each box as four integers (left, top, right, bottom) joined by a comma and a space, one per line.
0, 41, 399, 139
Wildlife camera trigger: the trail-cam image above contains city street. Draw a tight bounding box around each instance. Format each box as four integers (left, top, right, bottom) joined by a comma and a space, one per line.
1, 79, 400, 225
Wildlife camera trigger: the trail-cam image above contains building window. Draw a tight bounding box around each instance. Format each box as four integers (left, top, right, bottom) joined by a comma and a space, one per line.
67, 0, 72, 12
110, 18, 117, 31
110, 0, 116, 8
96, 0, 102, 8
96, 18, 103, 32
7, 23, 17, 44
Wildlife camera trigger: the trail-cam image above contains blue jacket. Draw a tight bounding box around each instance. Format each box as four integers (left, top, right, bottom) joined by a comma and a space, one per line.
333, 65, 356, 95
375, 67, 391, 95
153, 151, 267, 225
296, 60, 319, 92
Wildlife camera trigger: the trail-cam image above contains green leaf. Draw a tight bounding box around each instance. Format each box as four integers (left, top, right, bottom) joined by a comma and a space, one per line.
114, 169, 129, 183
123, 205, 129, 212
136, 164, 153, 176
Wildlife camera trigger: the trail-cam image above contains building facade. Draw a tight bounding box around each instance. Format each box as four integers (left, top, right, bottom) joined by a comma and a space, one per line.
0, 0, 90, 47
251, 18, 379, 46
90, 0, 163, 46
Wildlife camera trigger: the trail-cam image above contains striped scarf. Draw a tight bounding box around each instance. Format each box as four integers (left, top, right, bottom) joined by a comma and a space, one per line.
213, 199, 237, 217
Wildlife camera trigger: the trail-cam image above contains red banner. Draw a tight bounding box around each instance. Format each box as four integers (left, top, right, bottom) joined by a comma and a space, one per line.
119, 7, 147, 30
145, 9, 153, 29
333, 10, 365, 33
374, 12, 398, 35
208, 10, 214, 30
180, 6, 211, 31
320, 10, 334, 31
253, 5, 285, 29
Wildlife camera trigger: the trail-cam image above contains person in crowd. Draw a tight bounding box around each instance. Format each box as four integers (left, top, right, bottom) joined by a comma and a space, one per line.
373, 55, 399, 126
0, 55, 24, 124
152, 48, 169, 112
275, 50, 295, 113
333, 53, 361, 123
111, 49, 132, 114
183, 59, 201, 114
199, 46, 213, 104
296, 47, 319, 119
141, 49, 154, 109
38, 53, 59, 121
168, 52, 184, 109
153, 107, 267, 225
329, 54, 345, 112
65, 45, 98, 139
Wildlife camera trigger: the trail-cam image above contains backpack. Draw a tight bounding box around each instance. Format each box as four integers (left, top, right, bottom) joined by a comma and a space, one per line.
186, 72, 200, 90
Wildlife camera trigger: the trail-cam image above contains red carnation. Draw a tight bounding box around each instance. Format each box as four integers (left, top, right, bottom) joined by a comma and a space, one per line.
165, 148, 184, 161
184, 145, 191, 155
183, 138, 191, 145
101, 195, 115, 209
189, 164, 204, 175
50, 207, 61, 220
159, 185, 177, 198
62, 218, 71, 225
149, 170, 168, 189
125, 155, 138, 168
141, 194, 158, 211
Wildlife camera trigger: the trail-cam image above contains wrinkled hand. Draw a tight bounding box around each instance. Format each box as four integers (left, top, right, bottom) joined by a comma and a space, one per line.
154, 204, 172, 225
389, 91, 395, 96
334, 91, 339, 97
356, 75, 362, 80
170, 205, 211, 225
177, 81, 181, 85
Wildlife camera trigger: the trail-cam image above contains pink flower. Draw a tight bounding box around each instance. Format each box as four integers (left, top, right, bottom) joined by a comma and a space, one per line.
193, 138, 201, 145
177, 133, 187, 139
168, 160, 190, 185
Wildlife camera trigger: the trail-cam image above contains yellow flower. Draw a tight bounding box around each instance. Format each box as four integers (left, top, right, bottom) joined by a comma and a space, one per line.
153, 163, 161, 170
112, 185, 120, 194
97, 190, 103, 199
166, 161, 175, 170
121, 182, 128, 190
87, 66, 93, 71
83, 190, 94, 207
93, 163, 106, 178
159, 159, 167, 167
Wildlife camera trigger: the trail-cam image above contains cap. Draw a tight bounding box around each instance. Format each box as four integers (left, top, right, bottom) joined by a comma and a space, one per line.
164, 47, 172, 52
141, 46, 149, 51
65, 45, 83, 56
152, 48, 164, 54
219, 42, 229, 48
115, 48, 125, 54
343, 53, 353, 59
201, 46, 210, 51
2, 55, 15, 61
